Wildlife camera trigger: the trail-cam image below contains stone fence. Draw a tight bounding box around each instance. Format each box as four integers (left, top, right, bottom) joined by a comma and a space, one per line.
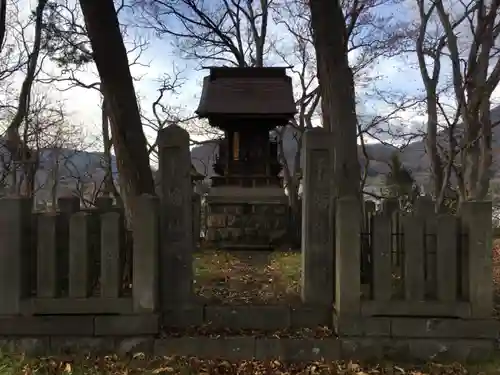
0, 125, 497, 362
0, 194, 159, 317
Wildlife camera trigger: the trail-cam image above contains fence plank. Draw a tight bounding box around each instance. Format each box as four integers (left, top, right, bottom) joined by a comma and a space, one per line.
133, 195, 159, 313
0, 198, 32, 315
436, 215, 458, 302
69, 213, 91, 298
372, 215, 392, 301
403, 216, 425, 301
100, 212, 122, 298
37, 213, 58, 298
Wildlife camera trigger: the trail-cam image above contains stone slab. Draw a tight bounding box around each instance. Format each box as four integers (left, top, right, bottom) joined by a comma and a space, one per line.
162, 305, 204, 328
255, 338, 340, 361
50, 337, 115, 355
290, 306, 333, 328
154, 337, 255, 360
0, 316, 94, 336
204, 305, 290, 330
334, 315, 391, 336
361, 300, 471, 318
94, 315, 159, 336
0, 338, 49, 356
115, 337, 154, 357
407, 339, 494, 362
0, 336, 495, 362
21, 298, 133, 315
390, 318, 500, 339
340, 338, 495, 362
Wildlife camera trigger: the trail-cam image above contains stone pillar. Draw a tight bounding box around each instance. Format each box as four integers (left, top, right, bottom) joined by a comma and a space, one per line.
132, 195, 159, 313
300, 128, 335, 305
380, 198, 398, 216
335, 196, 361, 315
58, 196, 80, 213
95, 196, 114, 211
157, 125, 193, 308
461, 201, 493, 318
192, 193, 201, 250
415, 195, 434, 216
0, 197, 32, 315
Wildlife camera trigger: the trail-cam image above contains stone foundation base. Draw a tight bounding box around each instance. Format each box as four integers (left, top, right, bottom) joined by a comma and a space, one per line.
0, 336, 496, 362
205, 187, 289, 249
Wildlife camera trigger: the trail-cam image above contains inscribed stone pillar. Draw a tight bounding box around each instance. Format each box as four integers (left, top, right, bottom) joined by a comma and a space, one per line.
0, 197, 32, 315
192, 193, 201, 250
461, 201, 493, 318
132, 194, 159, 313
157, 124, 193, 307
300, 128, 335, 305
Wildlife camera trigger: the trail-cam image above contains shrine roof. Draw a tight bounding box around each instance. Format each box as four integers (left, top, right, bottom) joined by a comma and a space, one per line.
196, 67, 297, 118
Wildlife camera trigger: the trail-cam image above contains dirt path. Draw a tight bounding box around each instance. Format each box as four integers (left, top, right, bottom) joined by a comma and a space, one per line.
193, 250, 301, 304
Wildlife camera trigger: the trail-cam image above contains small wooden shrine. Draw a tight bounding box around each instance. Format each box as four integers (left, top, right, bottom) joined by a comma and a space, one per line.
196, 67, 296, 249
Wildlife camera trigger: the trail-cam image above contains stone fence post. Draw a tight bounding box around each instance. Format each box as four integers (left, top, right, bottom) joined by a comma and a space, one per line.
461, 201, 493, 318
0, 197, 32, 315
58, 196, 80, 213
132, 194, 159, 313
300, 128, 335, 305
335, 196, 361, 316
157, 125, 193, 308
192, 193, 201, 250
95, 196, 114, 211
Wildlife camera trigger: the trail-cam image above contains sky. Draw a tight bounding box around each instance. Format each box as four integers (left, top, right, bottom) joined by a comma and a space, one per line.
4, 0, 500, 151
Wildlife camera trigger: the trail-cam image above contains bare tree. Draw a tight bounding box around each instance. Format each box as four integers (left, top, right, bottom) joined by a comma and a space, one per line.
271, 0, 411, 222
139, 0, 273, 67
39, 0, 151, 208
78, 0, 155, 226
4, 0, 48, 196
414, 0, 500, 210
34, 0, 156, 224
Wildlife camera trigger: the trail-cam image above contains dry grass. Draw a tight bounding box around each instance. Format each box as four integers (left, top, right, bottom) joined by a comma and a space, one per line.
193, 250, 301, 304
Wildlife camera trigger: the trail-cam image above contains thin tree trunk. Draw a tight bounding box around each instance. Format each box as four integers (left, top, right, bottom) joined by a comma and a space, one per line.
101, 98, 117, 198
79, 0, 155, 225
0, 0, 6, 53
309, 0, 360, 198
6, 0, 47, 195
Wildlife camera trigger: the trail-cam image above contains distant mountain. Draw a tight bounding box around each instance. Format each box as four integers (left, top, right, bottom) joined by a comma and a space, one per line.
2, 105, 498, 203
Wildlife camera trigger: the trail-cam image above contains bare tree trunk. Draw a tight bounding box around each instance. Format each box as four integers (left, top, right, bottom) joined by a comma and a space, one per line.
0, 0, 6, 53
101, 98, 117, 198
309, 0, 360, 197
6, 0, 47, 196
79, 0, 155, 225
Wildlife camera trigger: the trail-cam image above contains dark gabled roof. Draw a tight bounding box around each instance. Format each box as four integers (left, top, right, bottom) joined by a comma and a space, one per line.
196, 67, 297, 118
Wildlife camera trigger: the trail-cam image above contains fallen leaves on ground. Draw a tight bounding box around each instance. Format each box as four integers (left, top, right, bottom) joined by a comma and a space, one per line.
161, 325, 334, 339
0, 353, 489, 375
193, 250, 301, 304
